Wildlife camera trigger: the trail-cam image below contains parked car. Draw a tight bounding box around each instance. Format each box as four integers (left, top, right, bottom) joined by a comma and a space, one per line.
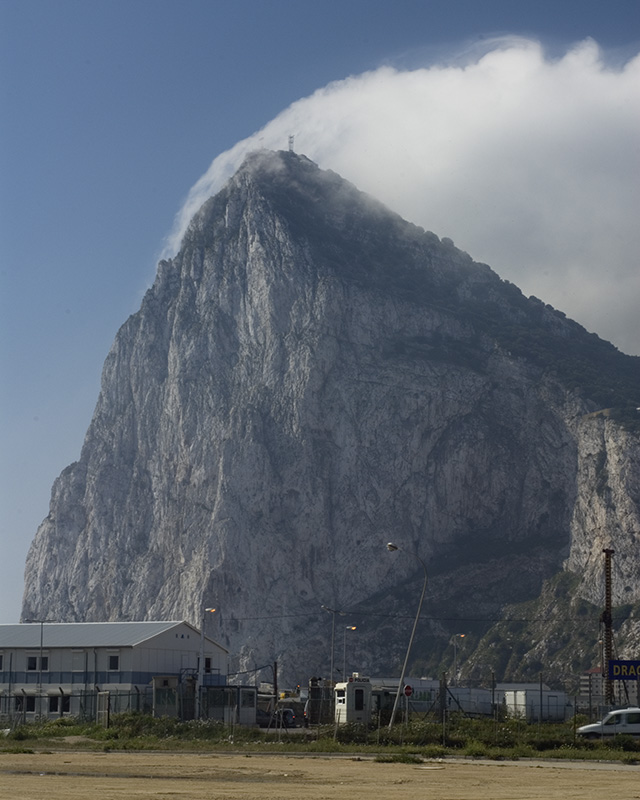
577, 707, 640, 738
256, 707, 297, 728
275, 708, 297, 727
256, 708, 273, 728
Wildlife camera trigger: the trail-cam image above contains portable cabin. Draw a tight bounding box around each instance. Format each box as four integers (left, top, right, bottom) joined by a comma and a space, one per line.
334, 674, 372, 724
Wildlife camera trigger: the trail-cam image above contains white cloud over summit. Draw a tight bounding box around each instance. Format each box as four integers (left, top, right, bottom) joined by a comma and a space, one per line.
168, 38, 640, 355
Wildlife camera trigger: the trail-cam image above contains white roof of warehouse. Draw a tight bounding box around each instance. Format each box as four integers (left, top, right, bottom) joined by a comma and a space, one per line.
0, 621, 202, 649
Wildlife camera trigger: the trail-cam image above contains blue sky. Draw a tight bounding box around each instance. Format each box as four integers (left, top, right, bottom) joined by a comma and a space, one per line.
1, 0, 639, 624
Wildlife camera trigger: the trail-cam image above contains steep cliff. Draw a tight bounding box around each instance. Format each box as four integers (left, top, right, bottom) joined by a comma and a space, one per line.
22, 151, 640, 685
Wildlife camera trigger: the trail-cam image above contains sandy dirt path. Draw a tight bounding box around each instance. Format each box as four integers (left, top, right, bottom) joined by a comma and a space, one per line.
0, 751, 638, 800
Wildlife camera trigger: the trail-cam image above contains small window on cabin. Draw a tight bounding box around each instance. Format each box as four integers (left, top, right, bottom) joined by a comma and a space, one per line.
210, 689, 226, 708
108, 655, 119, 671
204, 657, 212, 674
25, 695, 36, 712
355, 689, 364, 711
241, 690, 255, 708
40, 656, 49, 672
49, 695, 59, 713
27, 655, 37, 671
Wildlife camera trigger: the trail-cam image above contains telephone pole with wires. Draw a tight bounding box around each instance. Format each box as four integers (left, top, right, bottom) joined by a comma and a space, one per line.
601, 548, 615, 706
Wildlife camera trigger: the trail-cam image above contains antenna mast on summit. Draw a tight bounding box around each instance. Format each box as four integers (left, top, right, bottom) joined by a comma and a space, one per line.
288, 135, 295, 152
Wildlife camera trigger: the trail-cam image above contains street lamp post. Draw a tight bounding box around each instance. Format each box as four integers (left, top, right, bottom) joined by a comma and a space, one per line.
343, 626, 356, 679
197, 607, 216, 720
452, 634, 465, 685
25, 619, 54, 718
386, 543, 428, 731
321, 605, 345, 685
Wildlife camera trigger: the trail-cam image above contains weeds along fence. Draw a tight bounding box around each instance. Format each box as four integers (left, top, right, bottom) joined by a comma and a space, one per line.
0, 684, 250, 729
0, 687, 155, 728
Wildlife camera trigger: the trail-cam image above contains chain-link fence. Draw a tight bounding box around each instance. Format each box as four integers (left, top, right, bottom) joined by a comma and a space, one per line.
1, 686, 158, 728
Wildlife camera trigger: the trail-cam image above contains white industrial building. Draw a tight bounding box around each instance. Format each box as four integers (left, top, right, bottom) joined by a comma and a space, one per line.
578, 667, 639, 715
0, 621, 231, 722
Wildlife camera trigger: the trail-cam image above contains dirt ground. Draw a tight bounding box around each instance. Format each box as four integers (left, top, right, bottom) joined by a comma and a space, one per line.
0, 751, 638, 800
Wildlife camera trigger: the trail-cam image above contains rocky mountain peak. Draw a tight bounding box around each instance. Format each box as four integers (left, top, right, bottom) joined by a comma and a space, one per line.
22, 152, 639, 687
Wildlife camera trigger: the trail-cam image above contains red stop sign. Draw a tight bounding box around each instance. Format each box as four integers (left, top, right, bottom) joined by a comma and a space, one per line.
404, 684, 413, 697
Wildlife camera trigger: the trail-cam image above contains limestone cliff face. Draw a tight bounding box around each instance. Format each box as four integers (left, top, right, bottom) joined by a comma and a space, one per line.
22, 151, 640, 684
566, 415, 640, 603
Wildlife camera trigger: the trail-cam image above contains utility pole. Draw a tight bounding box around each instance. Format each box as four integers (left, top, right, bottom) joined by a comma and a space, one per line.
601, 548, 615, 706
273, 661, 278, 712
386, 543, 428, 730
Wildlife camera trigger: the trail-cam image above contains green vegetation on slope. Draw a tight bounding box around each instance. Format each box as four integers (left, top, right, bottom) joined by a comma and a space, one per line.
465, 571, 640, 690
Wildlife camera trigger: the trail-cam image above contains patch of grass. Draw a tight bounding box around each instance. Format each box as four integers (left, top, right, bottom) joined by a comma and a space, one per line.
374, 753, 424, 764
462, 739, 489, 758
421, 744, 447, 758
4, 711, 639, 761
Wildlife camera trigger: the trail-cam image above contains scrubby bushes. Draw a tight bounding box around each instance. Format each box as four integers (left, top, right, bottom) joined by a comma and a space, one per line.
2, 711, 638, 762
4, 712, 264, 749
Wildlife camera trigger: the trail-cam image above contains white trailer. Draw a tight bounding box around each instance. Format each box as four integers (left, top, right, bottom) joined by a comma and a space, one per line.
504, 689, 573, 722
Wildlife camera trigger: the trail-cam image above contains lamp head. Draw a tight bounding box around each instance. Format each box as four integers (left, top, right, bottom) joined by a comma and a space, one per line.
387, 542, 399, 552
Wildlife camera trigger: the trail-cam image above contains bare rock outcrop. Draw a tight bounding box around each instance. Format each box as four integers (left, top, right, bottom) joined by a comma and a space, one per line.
22, 151, 640, 684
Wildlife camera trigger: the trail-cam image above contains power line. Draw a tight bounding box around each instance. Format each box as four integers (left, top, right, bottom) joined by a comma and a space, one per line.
218, 610, 626, 624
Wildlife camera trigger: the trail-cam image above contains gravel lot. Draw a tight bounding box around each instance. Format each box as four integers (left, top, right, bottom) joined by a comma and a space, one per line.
1, 751, 639, 800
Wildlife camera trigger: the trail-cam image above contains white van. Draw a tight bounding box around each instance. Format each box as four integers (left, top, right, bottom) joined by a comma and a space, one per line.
577, 707, 640, 738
